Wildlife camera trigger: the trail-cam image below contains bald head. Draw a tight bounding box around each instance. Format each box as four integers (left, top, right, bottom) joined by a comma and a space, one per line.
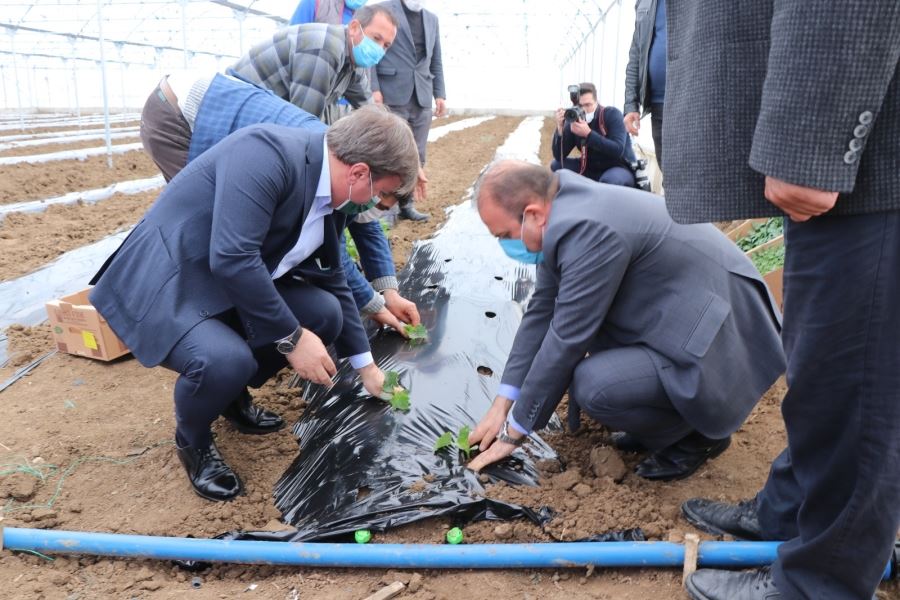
475, 160, 553, 218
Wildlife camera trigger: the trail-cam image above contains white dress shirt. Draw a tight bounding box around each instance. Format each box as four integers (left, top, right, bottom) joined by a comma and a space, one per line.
271, 138, 373, 369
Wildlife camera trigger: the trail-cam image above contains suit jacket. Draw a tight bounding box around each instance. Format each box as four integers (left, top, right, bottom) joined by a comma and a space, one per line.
369, 0, 445, 108
503, 171, 786, 439
623, 0, 658, 116
90, 125, 369, 367
664, 1, 900, 223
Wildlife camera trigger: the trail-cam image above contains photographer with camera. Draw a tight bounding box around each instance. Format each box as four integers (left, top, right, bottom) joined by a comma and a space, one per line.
551, 83, 637, 188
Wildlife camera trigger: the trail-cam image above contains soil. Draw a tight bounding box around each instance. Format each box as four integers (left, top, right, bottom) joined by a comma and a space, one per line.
0, 151, 161, 205
1, 115, 897, 600
0, 135, 142, 159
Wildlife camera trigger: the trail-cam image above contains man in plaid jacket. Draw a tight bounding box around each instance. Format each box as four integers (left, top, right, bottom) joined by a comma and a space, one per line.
228, 3, 397, 120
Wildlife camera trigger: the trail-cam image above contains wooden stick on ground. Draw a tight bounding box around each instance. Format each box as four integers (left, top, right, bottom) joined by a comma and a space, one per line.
362, 581, 406, 600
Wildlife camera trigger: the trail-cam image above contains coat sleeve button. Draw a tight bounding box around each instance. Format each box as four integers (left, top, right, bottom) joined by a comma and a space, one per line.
859, 111, 874, 125
853, 124, 869, 138
849, 138, 864, 152
199, 310, 209, 317
843, 150, 858, 165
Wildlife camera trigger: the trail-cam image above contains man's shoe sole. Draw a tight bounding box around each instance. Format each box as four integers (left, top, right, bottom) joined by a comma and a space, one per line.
684, 576, 713, 600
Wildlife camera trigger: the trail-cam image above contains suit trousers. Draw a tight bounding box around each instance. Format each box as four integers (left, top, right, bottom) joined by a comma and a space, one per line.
161, 278, 344, 448
756, 212, 900, 599
569, 346, 693, 451
139, 82, 191, 183
389, 98, 433, 165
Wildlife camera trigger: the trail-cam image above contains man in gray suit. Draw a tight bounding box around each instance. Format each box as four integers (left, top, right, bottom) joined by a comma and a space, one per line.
665, 2, 900, 599
370, 0, 446, 222
466, 161, 785, 482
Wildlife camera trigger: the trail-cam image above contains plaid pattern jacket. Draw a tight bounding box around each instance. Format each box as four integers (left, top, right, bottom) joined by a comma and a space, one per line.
227, 24, 371, 119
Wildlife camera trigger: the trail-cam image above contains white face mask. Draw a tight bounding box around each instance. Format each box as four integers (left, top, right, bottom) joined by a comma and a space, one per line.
404, 0, 423, 11
584, 111, 596, 123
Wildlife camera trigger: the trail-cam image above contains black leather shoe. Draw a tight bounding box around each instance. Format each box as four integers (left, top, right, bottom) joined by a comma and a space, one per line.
222, 390, 284, 435
176, 437, 243, 502
398, 203, 430, 221
634, 432, 730, 481
682, 497, 764, 540
609, 431, 648, 453
686, 568, 781, 600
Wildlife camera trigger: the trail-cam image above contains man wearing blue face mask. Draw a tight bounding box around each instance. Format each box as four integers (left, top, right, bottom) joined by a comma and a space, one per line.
228, 4, 396, 121
467, 160, 785, 482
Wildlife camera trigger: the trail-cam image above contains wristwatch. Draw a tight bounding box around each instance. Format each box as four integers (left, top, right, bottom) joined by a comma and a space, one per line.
275, 326, 302, 355
498, 420, 526, 447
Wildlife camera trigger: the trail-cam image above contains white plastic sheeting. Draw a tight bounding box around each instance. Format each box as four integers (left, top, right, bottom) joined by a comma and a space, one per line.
0, 141, 143, 165
427, 116, 495, 143
0, 129, 139, 152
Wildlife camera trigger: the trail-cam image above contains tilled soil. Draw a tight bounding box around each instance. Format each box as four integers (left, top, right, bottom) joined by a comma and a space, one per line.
0, 136, 142, 159
1, 116, 896, 600
0, 151, 161, 205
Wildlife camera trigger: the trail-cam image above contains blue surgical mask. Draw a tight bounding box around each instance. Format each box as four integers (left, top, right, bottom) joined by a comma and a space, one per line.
345, 0, 367, 10
352, 32, 386, 68
336, 174, 378, 215
498, 217, 544, 264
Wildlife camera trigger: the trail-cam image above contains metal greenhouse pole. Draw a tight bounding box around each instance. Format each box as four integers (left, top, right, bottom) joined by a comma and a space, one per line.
95, 0, 114, 168
69, 37, 81, 123
6, 28, 24, 130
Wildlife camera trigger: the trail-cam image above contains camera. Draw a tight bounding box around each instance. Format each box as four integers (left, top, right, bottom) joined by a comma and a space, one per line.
563, 84, 585, 124
564, 105, 586, 124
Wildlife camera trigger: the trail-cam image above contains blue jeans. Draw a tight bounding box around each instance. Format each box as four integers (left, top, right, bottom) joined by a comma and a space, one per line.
757, 212, 900, 599
550, 158, 636, 187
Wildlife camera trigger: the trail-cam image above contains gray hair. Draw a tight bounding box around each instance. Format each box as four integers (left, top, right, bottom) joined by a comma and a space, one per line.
326, 104, 420, 196
474, 160, 554, 219
354, 4, 399, 28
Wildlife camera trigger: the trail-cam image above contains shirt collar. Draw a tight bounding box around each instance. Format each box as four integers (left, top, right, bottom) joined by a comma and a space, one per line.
315, 137, 333, 211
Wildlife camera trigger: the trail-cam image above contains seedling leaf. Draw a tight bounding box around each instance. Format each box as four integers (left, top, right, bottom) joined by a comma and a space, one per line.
457, 425, 472, 459
382, 371, 400, 394
404, 324, 428, 344
433, 431, 453, 452
390, 388, 410, 411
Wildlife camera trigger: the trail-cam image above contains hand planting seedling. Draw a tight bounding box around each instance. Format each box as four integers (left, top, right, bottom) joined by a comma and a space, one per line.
404, 323, 428, 344
381, 370, 411, 411
433, 431, 454, 452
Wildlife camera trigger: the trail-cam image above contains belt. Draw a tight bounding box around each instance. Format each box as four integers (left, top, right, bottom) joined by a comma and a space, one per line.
157, 77, 179, 107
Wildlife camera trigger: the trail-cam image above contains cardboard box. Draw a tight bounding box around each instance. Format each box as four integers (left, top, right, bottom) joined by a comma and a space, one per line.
45, 288, 130, 361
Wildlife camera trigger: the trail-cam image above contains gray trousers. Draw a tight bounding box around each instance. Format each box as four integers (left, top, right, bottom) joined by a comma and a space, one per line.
139, 83, 191, 182
569, 346, 693, 450
388, 98, 432, 165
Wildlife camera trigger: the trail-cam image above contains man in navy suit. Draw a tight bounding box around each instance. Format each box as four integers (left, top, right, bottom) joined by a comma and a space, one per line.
90, 106, 420, 501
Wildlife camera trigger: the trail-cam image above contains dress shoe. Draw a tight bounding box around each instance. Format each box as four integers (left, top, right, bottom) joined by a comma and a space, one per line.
398, 203, 430, 221
686, 568, 782, 600
176, 437, 243, 502
682, 497, 764, 540
222, 390, 284, 435
609, 431, 648, 453
634, 432, 730, 481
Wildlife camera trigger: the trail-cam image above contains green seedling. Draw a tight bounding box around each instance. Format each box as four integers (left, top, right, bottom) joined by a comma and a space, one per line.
380, 370, 410, 411
404, 323, 428, 344
457, 425, 473, 460
390, 388, 410, 411
433, 431, 454, 452
750, 244, 785, 275
736, 217, 783, 252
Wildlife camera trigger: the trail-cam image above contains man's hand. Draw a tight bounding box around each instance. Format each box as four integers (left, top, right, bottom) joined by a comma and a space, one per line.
358, 362, 385, 397
384, 289, 421, 327
369, 307, 407, 336
416, 167, 428, 202
570, 119, 591, 138
624, 111, 641, 135
555, 108, 566, 134
468, 396, 513, 453
764, 177, 839, 222
467, 439, 517, 472
372, 91, 384, 104
434, 98, 447, 117
286, 328, 336, 386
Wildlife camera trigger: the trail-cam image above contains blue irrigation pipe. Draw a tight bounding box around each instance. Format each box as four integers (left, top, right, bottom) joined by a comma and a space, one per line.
1, 528, 894, 579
